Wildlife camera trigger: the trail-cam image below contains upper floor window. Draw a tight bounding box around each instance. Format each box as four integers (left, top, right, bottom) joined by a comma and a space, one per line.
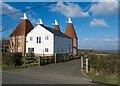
12, 37, 15, 42
30, 37, 33, 41
45, 48, 49, 52
18, 36, 22, 43
45, 36, 49, 40
37, 37, 41, 43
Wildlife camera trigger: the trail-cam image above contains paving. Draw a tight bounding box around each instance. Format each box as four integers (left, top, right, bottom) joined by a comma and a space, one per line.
2, 59, 106, 85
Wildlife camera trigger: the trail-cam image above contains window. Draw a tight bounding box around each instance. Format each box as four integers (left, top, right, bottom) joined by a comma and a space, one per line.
37, 37, 38, 43
45, 48, 49, 52
39, 37, 41, 43
18, 36, 22, 43
28, 48, 34, 53
12, 37, 14, 42
18, 47, 21, 52
11, 47, 14, 52
30, 37, 33, 41
37, 37, 41, 43
45, 36, 49, 40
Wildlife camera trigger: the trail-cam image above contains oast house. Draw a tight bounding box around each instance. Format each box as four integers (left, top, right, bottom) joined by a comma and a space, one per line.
9, 13, 78, 56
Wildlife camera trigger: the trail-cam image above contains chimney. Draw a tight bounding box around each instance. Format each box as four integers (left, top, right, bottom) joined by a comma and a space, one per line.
54, 20, 61, 31
65, 17, 78, 55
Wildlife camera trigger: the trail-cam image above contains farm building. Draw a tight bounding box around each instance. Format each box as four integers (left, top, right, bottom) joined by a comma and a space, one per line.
9, 13, 78, 56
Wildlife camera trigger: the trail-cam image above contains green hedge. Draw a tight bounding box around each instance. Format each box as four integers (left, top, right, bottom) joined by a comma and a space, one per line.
2, 52, 22, 67
88, 54, 119, 76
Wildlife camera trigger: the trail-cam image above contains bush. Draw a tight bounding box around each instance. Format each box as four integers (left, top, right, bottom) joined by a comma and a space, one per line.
89, 54, 119, 76
2, 52, 22, 67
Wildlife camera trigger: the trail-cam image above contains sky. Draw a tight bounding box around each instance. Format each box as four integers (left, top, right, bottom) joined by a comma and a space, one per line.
1, 0, 119, 50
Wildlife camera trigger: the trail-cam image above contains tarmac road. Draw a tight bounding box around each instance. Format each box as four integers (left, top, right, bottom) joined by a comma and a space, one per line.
2, 59, 107, 85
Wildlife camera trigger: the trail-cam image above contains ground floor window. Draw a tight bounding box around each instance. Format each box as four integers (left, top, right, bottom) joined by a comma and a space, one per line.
11, 47, 14, 52
18, 47, 21, 52
28, 48, 34, 53
45, 48, 49, 52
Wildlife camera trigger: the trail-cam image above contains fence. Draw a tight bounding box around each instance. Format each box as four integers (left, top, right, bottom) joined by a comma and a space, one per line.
23, 54, 80, 67
81, 56, 90, 74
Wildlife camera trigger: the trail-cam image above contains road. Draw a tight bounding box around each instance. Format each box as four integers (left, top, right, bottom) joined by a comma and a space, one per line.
2, 59, 106, 85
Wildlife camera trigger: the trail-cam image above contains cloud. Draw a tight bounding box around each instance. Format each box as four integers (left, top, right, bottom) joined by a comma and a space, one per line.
2, 3, 22, 19
90, 18, 109, 27
85, 38, 88, 42
99, 0, 118, 2
51, 2, 89, 18
25, 6, 31, 9
2, 3, 38, 24
89, 0, 118, 16
30, 18, 38, 24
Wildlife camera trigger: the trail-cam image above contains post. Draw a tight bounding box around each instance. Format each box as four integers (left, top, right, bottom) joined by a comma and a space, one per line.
81, 57, 83, 70
38, 56, 41, 66
43, 49, 44, 57
55, 53, 56, 64
86, 58, 88, 73
24, 56, 26, 67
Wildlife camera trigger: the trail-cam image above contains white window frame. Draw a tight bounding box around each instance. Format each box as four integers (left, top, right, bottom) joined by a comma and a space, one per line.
18, 36, 22, 43
37, 36, 41, 43
45, 36, 49, 40
30, 37, 33, 41
12, 37, 15, 42
45, 48, 49, 52
18, 47, 21, 52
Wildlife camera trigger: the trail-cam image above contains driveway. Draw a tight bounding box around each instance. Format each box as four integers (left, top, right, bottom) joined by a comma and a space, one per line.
2, 59, 104, 85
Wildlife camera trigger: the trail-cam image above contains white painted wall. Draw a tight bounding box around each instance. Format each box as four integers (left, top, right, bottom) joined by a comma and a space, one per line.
54, 35, 72, 54
26, 25, 54, 55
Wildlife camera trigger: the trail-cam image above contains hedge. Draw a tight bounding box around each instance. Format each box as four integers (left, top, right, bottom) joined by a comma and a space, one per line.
2, 52, 22, 67
88, 54, 119, 76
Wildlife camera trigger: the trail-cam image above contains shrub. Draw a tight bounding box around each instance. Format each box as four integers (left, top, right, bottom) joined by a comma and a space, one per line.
2, 52, 22, 67
89, 54, 119, 76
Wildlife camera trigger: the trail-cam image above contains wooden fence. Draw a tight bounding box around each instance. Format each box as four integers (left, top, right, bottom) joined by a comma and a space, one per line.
23, 54, 80, 67
81, 56, 90, 73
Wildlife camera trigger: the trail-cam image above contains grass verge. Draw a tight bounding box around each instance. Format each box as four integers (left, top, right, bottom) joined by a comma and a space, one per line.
2, 64, 39, 71
87, 69, 119, 85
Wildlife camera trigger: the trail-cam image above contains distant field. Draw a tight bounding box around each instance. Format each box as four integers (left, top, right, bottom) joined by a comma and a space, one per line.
78, 49, 118, 54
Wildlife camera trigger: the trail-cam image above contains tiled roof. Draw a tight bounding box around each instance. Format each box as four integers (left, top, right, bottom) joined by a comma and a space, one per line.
54, 25, 61, 31
41, 25, 71, 38
65, 23, 77, 39
9, 19, 34, 37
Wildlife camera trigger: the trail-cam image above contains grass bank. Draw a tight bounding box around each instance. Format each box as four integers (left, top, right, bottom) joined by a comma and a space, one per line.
87, 69, 119, 85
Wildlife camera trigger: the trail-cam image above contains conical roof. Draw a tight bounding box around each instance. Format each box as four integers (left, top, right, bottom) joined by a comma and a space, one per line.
65, 18, 77, 39
54, 20, 61, 31
10, 13, 34, 37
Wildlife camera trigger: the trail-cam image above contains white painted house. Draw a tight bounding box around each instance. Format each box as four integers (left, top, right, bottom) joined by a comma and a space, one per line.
26, 19, 73, 56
